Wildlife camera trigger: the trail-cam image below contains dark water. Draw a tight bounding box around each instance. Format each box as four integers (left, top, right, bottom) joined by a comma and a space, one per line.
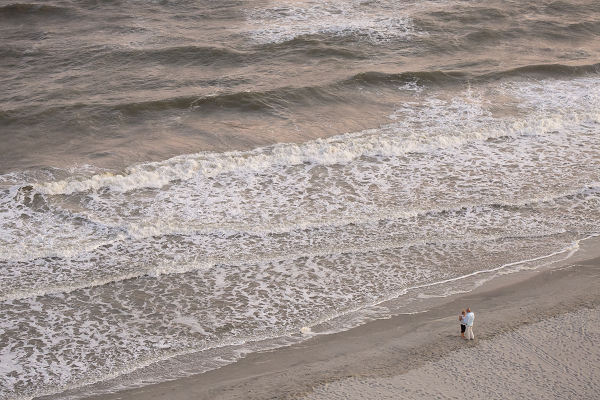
1, 0, 600, 398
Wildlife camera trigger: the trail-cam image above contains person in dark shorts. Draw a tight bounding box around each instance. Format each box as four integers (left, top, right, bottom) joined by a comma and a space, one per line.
459, 309, 467, 338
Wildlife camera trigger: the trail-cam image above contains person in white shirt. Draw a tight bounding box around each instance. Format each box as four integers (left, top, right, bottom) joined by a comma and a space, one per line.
465, 308, 475, 340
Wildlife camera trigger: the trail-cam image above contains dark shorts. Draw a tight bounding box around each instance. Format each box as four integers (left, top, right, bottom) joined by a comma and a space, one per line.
461, 324, 466, 333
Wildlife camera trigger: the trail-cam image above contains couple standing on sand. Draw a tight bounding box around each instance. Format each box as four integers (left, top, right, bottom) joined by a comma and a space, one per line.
459, 308, 475, 340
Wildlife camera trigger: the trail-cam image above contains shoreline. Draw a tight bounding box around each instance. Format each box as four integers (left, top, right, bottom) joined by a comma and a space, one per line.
43, 236, 600, 400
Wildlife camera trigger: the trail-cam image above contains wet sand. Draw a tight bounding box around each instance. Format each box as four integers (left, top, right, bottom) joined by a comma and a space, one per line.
66, 237, 600, 400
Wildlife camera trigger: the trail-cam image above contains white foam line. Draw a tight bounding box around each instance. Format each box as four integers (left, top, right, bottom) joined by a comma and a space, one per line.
4, 183, 596, 264
119, 184, 600, 241
0, 236, 125, 264
32, 98, 600, 196
0, 240, 418, 301
13, 326, 305, 400
244, 0, 419, 45
12, 75, 598, 197
1, 230, 592, 303
0, 270, 147, 303
298, 234, 599, 331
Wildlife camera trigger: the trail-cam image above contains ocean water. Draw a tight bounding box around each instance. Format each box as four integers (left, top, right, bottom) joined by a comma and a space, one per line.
1, 0, 600, 398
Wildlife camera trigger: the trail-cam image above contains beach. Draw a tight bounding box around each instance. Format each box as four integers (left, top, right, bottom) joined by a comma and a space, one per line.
306, 309, 600, 399
3, 0, 600, 398
62, 236, 600, 400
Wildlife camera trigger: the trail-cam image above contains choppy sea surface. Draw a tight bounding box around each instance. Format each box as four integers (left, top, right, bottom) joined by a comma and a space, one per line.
1, 0, 600, 398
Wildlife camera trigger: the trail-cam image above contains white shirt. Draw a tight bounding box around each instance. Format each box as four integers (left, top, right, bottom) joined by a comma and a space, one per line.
465, 312, 474, 326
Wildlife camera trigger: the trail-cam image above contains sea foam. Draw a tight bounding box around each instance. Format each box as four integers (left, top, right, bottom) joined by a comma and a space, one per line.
32, 77, 600, 197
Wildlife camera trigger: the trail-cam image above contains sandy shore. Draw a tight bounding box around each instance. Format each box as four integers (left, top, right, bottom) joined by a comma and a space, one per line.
306, 307, 600, 399
52, 237, 600, 400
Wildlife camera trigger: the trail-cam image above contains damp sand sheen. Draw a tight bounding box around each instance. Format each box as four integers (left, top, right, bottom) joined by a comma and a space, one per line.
1, 0, 600, 398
